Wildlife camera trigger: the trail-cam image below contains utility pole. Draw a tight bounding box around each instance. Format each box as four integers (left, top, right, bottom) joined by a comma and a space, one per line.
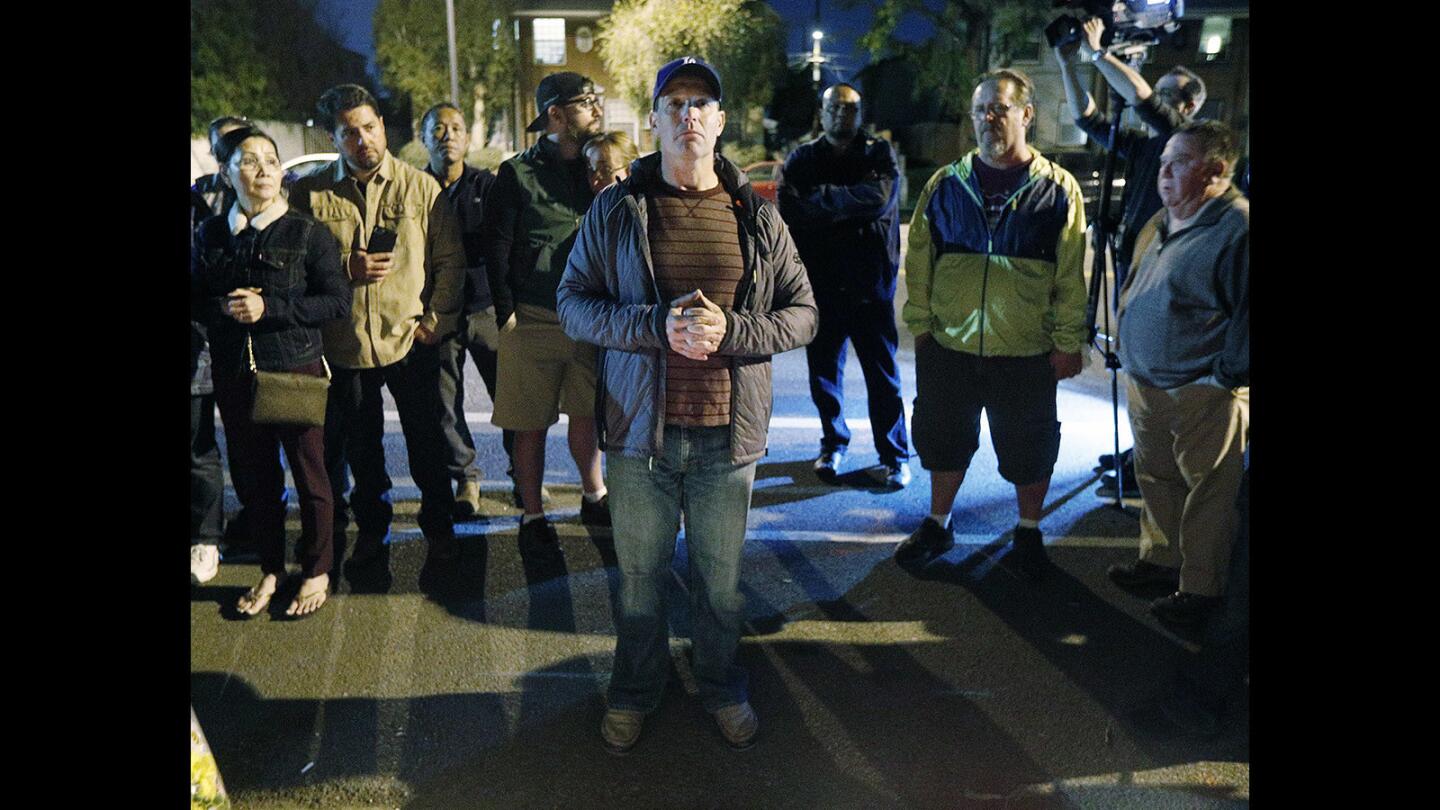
445, 0, 460, 105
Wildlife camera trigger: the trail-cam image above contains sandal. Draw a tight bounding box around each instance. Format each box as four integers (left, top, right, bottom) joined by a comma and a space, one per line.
285, 573, 330, 618
236, 576, 277, 617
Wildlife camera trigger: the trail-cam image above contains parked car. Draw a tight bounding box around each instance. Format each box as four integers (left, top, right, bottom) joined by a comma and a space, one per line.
282, 152, 338, 184
743, 160, 782, 203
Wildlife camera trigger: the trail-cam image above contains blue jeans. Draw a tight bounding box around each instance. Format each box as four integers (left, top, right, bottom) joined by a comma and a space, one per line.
606, 424, 755, 713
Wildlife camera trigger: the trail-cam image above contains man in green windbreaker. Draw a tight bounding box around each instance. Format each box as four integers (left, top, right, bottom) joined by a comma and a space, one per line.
895, 68, 1087, 581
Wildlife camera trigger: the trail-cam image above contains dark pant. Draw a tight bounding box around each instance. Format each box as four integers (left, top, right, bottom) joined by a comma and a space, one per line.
911, 345, 1060, 484
325, 341, 455, 547
190, 393, 225, 545
804, 295, 910, 464
212, 363, 334, 578
438, 310, 514, 482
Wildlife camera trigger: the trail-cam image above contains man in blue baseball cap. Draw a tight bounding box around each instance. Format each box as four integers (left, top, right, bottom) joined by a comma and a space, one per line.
558, 55, 816, 755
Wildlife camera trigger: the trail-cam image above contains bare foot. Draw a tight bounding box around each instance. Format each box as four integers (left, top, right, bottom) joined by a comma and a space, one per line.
237, 574, 279, 616
286, 573, 330, 617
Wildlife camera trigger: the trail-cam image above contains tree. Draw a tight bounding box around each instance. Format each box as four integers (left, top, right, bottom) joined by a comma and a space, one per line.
191, 0, 369, 136
596, 0, 786, 142
191, 0, 284, 135
373, 0, 518, 147
847, 0, 1049, 122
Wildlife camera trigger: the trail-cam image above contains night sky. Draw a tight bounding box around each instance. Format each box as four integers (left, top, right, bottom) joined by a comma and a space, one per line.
310, 0, 938, 86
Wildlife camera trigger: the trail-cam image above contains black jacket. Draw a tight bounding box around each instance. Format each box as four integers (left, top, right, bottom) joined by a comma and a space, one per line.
192, 207, 351, 377
778, 133, 901, 300
1075, 94, 1186, 272
426, 163, 498, 314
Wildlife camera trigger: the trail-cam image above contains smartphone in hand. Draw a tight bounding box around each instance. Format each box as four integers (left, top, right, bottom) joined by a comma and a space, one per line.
368, 225, 398, 253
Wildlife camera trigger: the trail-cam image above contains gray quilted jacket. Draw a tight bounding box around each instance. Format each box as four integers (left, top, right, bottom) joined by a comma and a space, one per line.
557, 152, 817, 465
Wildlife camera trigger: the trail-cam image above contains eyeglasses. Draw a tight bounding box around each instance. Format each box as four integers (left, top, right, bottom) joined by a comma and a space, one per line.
824, 102, 859, 114
562, 95, 603, 111
234, 155, 282, 172
970, 102, 1023, 119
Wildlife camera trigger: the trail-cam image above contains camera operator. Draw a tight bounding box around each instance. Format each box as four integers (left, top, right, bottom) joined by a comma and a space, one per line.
1053, 15, 1205, 504
1056, 17, 1206, 298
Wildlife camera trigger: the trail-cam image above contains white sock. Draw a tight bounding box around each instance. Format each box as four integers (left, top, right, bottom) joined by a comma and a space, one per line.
929, 513, 951, 528
1016, 518, 1039, 530
583, 487, 608, 503
522, 512, 545, 525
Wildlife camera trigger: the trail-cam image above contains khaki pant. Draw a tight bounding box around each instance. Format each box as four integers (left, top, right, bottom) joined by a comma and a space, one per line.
1126, 376, 1249, 597
492, 304, 598, 431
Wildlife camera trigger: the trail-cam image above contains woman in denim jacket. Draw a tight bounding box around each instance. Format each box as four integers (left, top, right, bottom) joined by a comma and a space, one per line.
192, 126, 350, 618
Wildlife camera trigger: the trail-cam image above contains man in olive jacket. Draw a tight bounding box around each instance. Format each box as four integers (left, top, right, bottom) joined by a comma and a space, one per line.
557, 57, 816, 756
290, 84, 466, 581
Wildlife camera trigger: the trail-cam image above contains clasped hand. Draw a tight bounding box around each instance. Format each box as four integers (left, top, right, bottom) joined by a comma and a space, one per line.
665, 289, 726, 361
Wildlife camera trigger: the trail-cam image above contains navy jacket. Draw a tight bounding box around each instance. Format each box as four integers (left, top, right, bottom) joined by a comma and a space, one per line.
778, 133, 901, 300
426, 163, 497, 315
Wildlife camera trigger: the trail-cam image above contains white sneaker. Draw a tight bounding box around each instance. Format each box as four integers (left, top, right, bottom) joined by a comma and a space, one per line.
191, 544, 220, 584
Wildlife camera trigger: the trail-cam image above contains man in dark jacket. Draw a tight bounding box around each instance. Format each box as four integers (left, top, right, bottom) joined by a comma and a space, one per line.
779, 82, 910, 489
421, 102, 504, 519
483, 72, 609, 554
558, 57, 817, 756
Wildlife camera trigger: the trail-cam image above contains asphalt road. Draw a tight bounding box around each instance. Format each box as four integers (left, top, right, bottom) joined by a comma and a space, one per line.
193, 232, 1248, 808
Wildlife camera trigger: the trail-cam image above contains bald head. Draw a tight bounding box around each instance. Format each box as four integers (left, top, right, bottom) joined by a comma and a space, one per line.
821, 83, 862, 146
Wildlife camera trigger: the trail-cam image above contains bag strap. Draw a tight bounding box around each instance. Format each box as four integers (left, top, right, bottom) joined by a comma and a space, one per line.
245, 331, 331, 380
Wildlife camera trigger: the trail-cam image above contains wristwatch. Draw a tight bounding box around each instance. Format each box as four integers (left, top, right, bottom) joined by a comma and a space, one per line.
1089, 48, 1106, 63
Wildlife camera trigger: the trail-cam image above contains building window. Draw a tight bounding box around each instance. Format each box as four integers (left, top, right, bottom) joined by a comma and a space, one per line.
1198, 17, 1232, 63
533, 18, 566, 65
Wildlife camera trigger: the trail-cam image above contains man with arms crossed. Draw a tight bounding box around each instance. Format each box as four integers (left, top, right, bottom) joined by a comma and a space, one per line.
778, 82, 911, 489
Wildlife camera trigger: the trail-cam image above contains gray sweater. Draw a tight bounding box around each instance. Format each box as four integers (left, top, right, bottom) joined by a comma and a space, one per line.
1117, 187, 1249, 390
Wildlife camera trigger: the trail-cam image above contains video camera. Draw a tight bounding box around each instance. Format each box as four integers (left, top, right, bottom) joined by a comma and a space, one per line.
1045, 0, 1184, 58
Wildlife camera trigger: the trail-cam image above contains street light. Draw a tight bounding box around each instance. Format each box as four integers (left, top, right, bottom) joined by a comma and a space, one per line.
809, 29, 825, 86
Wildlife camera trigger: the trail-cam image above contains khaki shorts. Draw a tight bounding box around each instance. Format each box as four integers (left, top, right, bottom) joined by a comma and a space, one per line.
492, 304, 598, 430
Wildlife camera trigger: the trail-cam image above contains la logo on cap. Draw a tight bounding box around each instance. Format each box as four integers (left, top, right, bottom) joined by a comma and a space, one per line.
683, 57, 695, 64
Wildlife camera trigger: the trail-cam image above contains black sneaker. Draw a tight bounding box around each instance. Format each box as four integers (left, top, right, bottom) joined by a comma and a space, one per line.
1150, 591, 1221, 626
1108, 560, 1181, 590
894, 517, 954, 568
518, 516, 565, 562
1095, 448, 1134, 472
580, 494, 612, 527
1097, 469, 1141, 498
1010, 526, 1052, 581
872, 461, 912, 490
814, 447, 846, 484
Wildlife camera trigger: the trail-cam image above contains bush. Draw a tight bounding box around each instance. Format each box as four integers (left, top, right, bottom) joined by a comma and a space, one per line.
722, 140, 770, 168
396, 139, 430, 169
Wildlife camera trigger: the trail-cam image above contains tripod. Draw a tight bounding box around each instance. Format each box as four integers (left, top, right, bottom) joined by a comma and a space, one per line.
1083, 85, 1131, 511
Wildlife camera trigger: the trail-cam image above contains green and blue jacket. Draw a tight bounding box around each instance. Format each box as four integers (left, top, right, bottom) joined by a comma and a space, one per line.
903, 149, 1087, 357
